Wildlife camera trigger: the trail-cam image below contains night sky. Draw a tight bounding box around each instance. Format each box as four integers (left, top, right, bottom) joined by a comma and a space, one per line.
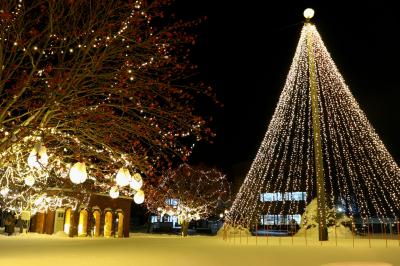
175, 1, 400, 177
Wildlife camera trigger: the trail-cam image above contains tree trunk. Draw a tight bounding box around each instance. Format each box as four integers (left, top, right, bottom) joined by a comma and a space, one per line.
181, 220, 189, 237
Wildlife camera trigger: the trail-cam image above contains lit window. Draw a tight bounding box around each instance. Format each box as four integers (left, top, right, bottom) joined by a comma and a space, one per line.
150, 216, 158, 223
165, 198, 179, 206
260, 192, 306, 202
260, 214, 301, 225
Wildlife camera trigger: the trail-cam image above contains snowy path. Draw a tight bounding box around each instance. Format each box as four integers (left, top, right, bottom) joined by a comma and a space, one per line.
0, 233, 399, 266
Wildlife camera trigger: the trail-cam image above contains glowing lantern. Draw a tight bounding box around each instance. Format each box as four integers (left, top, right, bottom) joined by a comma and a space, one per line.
0, 187, 10, 197
24, 175, 35, 186
129, 173, 143, 190
27, 143, 48, 168
38, 145, 48, 166
27, 148, 40, 168
109, 186, 119, 199
69, 162, 87, 184
115, 167, 130, 187
133, 189, 145, 204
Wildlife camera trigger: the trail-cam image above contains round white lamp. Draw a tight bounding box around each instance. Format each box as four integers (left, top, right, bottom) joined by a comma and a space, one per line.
27, 148, 39, 168
69, 162, 88, 184
303, 8, 315, 19
133, 189, 145, 204
109, 186, 120, 199
129, 173, 143, 190
38, 145, 48, 166
115, 167, 130, 187
0, 187, 10, 197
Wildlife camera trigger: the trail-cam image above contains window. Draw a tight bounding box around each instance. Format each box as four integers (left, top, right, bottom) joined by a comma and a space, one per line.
165, 198, 179, 206
290, 192, 306, 201
260, 192, 306, 202
150, 215, 158, 223
260, 214, 301, 225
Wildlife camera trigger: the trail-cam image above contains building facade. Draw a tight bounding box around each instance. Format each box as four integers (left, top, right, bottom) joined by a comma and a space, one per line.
30, 193, 132, 237
259, 191, 306, 227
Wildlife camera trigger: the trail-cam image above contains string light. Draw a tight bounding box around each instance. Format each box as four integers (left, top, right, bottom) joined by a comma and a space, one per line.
146, 164, 230, 224
1, 0, 209, 215
226, 23, 400, 228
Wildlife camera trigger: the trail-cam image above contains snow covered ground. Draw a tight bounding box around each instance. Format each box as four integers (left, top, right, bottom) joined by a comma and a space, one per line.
0, 233, 399, 266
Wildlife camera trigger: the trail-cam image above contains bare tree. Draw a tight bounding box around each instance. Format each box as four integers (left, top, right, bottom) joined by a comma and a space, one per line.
146, 164, 230, 236
0, 0, 214, 213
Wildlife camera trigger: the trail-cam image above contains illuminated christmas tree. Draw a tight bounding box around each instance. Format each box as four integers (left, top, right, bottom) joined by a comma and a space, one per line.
226, 9, 400, 241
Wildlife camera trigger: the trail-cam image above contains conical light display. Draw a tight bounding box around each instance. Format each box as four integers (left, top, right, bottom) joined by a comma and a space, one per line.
226, 22, 400, 230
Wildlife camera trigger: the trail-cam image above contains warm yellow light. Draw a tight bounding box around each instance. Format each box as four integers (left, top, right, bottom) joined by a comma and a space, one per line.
64, 209, 71, 234
115, 167, 130, 187
133, 189, 145, 204
129, 173, 143, 190
104, 212, 112, 237
64, 223, 70, 234
303, 8, 315, 19
109, 186, 120, 199
78, 210, 88, 236
78, 224, 83, 235
69, 162, 87, 184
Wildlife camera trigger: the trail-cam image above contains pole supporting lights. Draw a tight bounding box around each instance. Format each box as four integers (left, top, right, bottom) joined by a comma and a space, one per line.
305, 8, 328, 241
303, 8, 315, 20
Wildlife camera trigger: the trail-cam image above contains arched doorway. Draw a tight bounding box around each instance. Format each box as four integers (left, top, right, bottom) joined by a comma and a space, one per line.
92, 209, 101, 237
104, 211, 112, 237
116, 211, 124, 238
78, 209, 88, 236
64, 208, 72, 234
